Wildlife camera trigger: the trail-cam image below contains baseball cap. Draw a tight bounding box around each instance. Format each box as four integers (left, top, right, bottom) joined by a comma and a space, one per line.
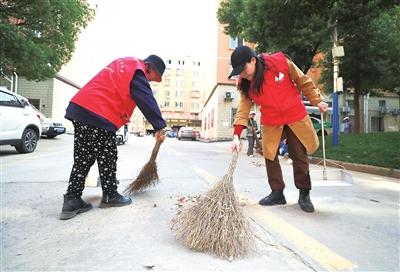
228, 45, 256, 79
144, 55, 166, 82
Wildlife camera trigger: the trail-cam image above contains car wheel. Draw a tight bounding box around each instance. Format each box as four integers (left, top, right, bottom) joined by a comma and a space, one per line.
15, 128, 38, 153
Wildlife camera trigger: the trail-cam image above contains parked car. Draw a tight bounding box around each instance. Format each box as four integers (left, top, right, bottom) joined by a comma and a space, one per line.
116, 125, 129, 145
310, 116, 332, 136
165, 128, 178, 138
178, 127, 198, 140
0, 87, 41, 153
30, 105, 66, 138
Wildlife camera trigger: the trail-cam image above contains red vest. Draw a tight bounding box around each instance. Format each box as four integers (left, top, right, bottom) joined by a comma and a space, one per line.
249, 52, 307, 126
71, 57, 146, 128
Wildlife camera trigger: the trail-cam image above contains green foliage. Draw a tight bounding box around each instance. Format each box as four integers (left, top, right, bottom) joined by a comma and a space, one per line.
217, 0, 333, 73
334, 1, 399, 93
313, 132, 400, 169
368, 5, 400, 93
217, 0, 400, 92
0, 0, 94, 81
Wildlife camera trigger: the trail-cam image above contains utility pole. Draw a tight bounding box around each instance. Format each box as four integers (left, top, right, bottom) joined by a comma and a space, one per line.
331, 19, 344, 146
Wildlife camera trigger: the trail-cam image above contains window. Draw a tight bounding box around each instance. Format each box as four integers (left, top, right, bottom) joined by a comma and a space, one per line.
175, 102, 183, 108
163, 101, 170, 107
175, 90, 184, 97
379, 100, 386, 108
229, 37, 238, 49
190, 90, 200, 98
192, 81, 198, 88
164, 79, 170, 87
0, 91, 21, 107
190, 102, 199, 109
229, 36, 244, 49
165, 90, 170, 97
231, 108, 237, 126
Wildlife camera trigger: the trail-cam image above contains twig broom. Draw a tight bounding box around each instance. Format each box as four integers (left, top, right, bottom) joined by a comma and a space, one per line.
124, 140, 162, 195
170, 151, 255, 260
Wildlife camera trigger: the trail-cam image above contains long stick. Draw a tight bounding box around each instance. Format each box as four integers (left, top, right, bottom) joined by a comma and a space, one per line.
320, 112, 327, 180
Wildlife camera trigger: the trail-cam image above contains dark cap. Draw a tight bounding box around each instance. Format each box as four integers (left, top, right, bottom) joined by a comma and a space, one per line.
228, 45, 256, 79
144, 54, 166, 81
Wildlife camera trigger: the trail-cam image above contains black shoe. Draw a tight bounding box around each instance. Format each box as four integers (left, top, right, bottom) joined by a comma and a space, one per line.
259, 189, 287, 206
99, 191, 132, 208
298, 189, 315, 212
60, 194, 93, 220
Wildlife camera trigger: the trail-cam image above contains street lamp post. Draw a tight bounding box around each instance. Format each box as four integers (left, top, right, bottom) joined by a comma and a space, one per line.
331, 20, 344, 147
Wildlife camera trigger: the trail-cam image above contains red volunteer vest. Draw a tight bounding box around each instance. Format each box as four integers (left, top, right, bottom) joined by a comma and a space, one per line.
71, 57, 146, 128
249, 52, 308, 126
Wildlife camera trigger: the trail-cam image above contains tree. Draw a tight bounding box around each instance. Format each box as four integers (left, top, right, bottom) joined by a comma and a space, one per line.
329, 2, 399, 133
217, 0, 332, 74
217, 0, 399, 133
368, 5, 400, 94
0, 0, 94, 81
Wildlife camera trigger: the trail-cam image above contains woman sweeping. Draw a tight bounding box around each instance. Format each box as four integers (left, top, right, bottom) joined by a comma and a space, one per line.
229, 46, 328, 213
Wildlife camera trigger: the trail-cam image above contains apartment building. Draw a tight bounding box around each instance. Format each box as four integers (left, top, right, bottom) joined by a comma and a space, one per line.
131, 56, 208, 134
201, 21, 257, 141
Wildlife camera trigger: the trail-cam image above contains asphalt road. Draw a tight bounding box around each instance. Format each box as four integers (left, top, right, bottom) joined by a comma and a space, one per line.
1, 134, 399, 271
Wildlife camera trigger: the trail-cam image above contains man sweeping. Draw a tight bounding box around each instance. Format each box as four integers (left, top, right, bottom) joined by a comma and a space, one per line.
60, 55, 167, 220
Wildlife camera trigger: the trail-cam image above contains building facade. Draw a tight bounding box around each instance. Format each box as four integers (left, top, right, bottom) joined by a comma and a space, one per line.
136, 55, 207, 134
200, 20, 257, 141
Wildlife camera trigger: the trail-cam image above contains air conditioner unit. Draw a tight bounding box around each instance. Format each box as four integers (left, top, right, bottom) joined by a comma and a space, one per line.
224, 91, 233, 101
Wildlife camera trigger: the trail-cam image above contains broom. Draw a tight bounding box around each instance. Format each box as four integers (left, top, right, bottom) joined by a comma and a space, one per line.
170, 151, 255, 260
124, 139, 163, 195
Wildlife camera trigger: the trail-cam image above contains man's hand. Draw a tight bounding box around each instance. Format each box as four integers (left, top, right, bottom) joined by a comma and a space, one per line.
155, 129, 166, 142
230, 135, 241, 152
317, 101, 328, 112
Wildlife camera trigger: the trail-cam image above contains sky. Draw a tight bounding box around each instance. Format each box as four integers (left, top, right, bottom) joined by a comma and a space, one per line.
61, 0, 219, 86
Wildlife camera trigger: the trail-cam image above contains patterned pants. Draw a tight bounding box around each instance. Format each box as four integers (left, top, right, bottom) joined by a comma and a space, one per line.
67, 120, 118, 196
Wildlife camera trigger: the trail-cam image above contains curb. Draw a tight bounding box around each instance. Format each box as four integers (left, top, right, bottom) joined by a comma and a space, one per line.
308, 157, 400, 180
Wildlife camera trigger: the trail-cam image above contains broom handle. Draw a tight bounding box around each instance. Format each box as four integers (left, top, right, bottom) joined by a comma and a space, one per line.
149, 140, 162, 162
227, 150, 239, 177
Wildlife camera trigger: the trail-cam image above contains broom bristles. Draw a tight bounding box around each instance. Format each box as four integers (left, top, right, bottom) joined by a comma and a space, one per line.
170, 152, 255, 260
124, 161, 159, 195
124, 140, 162, 195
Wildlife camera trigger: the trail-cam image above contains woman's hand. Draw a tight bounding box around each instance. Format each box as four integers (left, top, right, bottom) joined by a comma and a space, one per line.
155, 129, 166, 142
230, 135, 241, 152
317, 101, 329, 112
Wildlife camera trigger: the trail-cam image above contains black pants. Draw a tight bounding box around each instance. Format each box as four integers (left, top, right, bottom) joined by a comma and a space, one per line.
265, 125, 311, 190
67, 120, 118, 196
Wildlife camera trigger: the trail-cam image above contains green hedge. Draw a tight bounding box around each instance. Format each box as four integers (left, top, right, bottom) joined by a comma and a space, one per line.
313, 132, 400, 170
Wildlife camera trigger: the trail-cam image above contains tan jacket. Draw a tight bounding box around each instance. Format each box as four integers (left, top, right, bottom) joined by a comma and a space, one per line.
234, 59, 324, 160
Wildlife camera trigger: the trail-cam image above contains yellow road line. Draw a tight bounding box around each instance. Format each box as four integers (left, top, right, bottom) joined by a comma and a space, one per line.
191, 164, 357, 271
249, 205, 357, 271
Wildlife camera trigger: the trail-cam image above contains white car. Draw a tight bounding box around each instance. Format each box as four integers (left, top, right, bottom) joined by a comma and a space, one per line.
0, 87, 41, 153
116, 125, 129, 145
